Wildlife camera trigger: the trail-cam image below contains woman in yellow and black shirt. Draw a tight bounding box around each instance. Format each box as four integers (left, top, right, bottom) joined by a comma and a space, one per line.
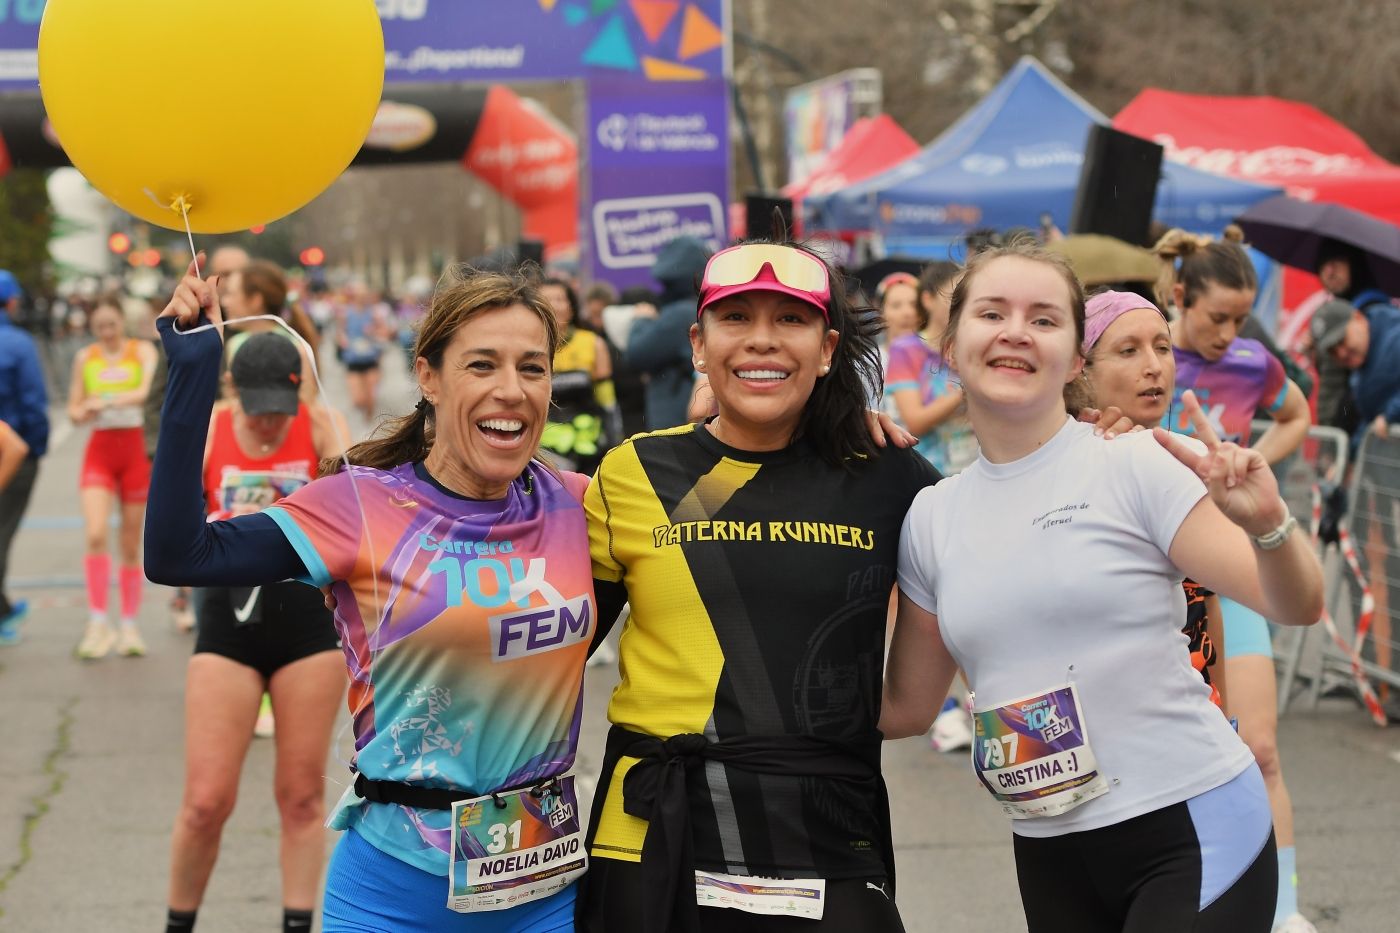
580, 242, 939, 932
539, 278, 619, 475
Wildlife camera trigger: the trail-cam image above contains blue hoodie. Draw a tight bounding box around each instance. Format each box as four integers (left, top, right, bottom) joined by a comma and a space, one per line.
1350, 290, 1400, 441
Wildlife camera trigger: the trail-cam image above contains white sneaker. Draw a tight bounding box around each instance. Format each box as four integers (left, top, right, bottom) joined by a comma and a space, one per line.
76, 622, 115, 660
930, 700, 974, 752
171, 589, 195, 633
1274, 914, 1318, 933
117, 624, 147, 657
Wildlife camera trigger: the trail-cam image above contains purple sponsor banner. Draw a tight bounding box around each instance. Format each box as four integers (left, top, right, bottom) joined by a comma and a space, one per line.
0, 0, 43, 90
585, 76, 730, 290
0, 0, 726, 90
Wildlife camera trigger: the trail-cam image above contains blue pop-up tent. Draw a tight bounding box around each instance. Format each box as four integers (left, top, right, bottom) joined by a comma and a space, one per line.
804, 57, 1282, 256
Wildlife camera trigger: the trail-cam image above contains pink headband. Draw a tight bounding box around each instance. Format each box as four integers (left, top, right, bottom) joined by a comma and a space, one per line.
1082, 291, 1166, 356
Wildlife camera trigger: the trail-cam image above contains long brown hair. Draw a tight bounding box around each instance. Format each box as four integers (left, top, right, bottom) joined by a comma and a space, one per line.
1152, 224, 1255, 313
236, 260, 320, 367
320, 267, 560, 477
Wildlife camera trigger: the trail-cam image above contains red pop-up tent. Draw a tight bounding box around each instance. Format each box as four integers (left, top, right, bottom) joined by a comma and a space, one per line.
732, 114, 920, 242
1116, 90, 1400, 345
784, 114, 920, 204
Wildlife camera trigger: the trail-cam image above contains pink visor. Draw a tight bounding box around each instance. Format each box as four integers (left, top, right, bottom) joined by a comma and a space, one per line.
697, 244, 831, 321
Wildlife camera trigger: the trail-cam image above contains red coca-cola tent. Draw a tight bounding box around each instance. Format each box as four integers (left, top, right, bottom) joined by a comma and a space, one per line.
1115, 90, 1400, 345
731, 114, 920, 242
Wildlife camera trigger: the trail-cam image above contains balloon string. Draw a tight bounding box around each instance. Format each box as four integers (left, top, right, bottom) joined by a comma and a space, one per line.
169, 198, 382, 771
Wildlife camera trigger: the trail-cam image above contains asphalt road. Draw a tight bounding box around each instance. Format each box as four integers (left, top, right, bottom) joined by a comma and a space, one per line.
2, 344, 1396, 932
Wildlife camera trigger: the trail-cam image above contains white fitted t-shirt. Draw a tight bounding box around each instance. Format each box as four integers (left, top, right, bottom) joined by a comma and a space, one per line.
897, 418, 1254, 837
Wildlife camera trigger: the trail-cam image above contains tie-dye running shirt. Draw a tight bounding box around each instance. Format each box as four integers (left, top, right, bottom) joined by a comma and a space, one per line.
885, 333, 977, 474
263, 461, 593, 875
1164, 338, 1288, 444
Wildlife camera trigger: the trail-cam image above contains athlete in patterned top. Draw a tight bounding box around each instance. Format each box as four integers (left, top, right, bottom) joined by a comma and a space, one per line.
69, 296, 158, 660
886, 262, 978, 474
146, 259, 591, 932
580, 242, 938, 933
1154, 228, 1316, 933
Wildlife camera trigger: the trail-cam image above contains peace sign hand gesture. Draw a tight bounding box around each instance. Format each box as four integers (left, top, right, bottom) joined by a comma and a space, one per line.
1152, 390, 1288, 537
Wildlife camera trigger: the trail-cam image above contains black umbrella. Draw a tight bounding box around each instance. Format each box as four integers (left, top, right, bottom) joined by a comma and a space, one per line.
1234, 195, 1400, 295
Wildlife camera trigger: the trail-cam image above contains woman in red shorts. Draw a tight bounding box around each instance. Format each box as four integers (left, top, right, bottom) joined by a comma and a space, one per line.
68, 296, 157, 659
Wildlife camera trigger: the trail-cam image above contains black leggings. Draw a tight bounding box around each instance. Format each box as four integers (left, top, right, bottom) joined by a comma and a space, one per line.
580, 857, 906, 932
1012, 803, 1277, 933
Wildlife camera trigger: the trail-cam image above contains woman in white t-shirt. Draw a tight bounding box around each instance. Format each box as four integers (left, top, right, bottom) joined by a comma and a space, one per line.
881, 240, 1323, 933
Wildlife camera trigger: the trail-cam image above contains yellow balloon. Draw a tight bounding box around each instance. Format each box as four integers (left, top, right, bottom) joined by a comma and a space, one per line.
38, 0, 384, 234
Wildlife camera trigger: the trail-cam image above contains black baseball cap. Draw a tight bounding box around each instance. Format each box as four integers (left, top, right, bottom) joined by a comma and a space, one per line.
230, 332, 301, 416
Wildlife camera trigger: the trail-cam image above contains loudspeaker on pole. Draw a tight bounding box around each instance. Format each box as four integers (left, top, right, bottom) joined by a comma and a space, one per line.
1070, 126, 1163, 247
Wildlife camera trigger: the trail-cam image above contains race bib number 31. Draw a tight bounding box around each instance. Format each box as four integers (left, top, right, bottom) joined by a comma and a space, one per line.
972, 683, 1109, 819
447, 776, 587, 913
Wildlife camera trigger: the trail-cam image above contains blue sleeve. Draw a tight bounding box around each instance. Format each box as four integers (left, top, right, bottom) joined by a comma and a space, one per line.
143, 316, 308, 586
15, 339, 48, 456
624, 303, 692, 372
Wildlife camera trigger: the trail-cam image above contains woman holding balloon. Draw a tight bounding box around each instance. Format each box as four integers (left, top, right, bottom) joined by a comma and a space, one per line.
147, 260, 590, 932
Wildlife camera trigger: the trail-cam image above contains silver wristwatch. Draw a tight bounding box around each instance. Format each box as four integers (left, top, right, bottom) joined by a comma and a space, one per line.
1250, 508, 1298, 550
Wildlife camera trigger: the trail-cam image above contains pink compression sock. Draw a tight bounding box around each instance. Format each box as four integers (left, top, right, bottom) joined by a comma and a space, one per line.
119, 565, 144, 620
85, 554, 111, 615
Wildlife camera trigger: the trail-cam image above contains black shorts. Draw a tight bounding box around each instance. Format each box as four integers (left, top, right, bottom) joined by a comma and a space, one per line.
344, 359, 379, 374
579, 857, 905, 932
194, 581, 340, 681
1012, 772, 1277, 933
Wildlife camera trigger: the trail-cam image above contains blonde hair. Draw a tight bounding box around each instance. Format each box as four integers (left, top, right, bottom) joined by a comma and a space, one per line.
1153, 224, 1255, 313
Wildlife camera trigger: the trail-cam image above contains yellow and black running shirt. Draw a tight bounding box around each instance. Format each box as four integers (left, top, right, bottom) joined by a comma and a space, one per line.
585, 422, 940, 878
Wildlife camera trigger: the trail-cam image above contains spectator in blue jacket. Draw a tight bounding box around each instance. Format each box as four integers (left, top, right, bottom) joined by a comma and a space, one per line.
626, 236, 711, 430
1311, 295, 1400, 444
0, 270, 49, 644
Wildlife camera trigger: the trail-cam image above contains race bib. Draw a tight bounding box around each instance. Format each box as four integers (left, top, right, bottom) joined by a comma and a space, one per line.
218, 470, 310, 515
972, 683, 1109, 819
447, 776, 587, 913
95, 404, 143, 431
695, 872, 825, 920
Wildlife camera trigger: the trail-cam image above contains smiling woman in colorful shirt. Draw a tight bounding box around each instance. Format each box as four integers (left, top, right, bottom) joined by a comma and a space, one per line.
146, 259, 593, 933
881, 239, 1322, 933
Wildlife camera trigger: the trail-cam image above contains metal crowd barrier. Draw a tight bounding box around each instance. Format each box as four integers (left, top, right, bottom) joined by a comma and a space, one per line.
1261, 423, 1354, 715
1290, 427, 1400, 724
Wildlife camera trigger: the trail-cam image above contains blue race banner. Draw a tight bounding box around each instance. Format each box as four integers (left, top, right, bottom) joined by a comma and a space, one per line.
0, 0, 727, 89
585, 75, 729, 290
